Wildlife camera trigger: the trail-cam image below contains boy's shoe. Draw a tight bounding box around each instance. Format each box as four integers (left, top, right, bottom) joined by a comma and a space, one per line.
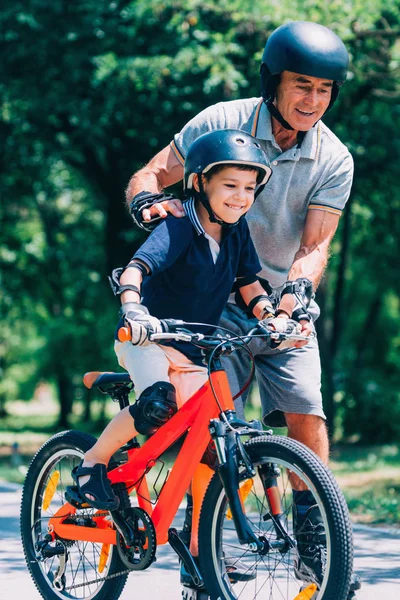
293, 505, 361, 593
66, 461, 119, 511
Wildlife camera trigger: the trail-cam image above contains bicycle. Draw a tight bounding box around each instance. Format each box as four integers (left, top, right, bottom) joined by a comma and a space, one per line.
20, 318, 354, 600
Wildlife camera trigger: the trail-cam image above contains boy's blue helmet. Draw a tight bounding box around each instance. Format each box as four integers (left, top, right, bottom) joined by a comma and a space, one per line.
260, 21, 349, 127
184, 129, 272, 227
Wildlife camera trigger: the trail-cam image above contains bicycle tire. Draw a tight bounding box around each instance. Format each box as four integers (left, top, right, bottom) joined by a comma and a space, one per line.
199, 435, 353, 600
20, 429, 129, 600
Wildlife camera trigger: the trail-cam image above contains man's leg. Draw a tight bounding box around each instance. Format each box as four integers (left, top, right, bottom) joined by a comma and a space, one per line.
285, 413, 329, 490
285, 413, 329, 462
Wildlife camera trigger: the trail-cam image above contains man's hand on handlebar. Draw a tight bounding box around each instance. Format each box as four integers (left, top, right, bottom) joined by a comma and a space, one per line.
120, 302, 164, 346
266, 315, 312, 349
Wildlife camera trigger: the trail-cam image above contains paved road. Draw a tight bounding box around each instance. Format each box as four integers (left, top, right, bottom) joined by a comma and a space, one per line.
1, 481, 399, 599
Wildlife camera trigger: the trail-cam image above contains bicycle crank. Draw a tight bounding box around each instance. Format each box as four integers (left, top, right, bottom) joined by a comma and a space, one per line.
116, 507, 156, 570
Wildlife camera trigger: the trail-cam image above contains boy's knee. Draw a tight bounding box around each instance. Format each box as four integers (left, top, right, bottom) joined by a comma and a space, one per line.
129, 381, 177, 435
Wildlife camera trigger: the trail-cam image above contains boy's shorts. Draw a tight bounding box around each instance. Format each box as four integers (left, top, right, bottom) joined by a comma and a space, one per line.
114, 341, 208, 408
219, 302, 326, 427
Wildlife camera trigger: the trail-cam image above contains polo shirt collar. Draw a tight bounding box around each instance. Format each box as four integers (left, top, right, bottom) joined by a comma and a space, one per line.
183, 198, 237, 239
251, 99, 322, 160
183, 198, 205, 236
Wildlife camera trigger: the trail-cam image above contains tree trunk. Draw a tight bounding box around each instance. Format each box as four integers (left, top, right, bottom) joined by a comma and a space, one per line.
57, 372, 73, 429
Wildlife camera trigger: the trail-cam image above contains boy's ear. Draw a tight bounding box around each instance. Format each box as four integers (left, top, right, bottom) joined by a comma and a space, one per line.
192, 173, 200, 192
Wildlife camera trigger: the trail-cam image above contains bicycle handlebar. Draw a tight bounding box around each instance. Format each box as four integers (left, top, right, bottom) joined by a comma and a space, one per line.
117, 318, 313, 347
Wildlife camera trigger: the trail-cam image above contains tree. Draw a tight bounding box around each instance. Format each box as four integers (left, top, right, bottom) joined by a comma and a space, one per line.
1, 0, 400, 436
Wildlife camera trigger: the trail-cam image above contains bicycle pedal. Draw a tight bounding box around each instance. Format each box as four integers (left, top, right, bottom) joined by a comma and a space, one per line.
65, 485, 91, 509
181, 587, 209, 600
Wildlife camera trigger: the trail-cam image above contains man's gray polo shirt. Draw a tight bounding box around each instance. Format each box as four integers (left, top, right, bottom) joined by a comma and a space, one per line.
171, 98, 353, 287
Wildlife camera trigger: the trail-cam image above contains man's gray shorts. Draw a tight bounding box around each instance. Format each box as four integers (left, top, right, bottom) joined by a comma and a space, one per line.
219, 302, 326, 428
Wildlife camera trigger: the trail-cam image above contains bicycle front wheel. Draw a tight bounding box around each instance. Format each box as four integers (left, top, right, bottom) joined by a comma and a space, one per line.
199, 435, 353, 600
20, 430, 128, 600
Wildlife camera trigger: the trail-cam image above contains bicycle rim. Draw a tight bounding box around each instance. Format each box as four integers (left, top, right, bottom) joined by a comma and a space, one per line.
200, 437, 352, 600
26, 443, 120, 599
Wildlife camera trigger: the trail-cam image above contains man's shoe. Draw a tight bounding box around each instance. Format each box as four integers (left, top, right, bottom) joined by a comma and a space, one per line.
294, 505, 362, 594
294, 505, 326, 585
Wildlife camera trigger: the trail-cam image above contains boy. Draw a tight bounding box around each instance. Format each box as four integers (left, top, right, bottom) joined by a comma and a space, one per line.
67, 129, 278, 573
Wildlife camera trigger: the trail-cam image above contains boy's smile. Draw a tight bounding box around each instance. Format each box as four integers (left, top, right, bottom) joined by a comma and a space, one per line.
199, 167, 258, 225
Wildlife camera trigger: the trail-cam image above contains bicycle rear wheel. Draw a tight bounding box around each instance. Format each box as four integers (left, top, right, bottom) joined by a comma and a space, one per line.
20, 430, 128, 600
199, 435, 353, 600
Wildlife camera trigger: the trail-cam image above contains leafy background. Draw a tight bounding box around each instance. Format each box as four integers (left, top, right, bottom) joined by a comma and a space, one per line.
1, 0, 400, 442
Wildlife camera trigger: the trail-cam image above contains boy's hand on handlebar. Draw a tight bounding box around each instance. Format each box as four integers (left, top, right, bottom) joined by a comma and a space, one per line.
120, 302, 163, 346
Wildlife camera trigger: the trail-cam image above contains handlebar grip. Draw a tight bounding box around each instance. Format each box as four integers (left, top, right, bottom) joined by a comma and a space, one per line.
118, 327, 131, 342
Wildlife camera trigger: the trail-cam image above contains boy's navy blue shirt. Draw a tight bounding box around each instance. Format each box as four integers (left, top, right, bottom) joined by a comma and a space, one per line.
117, 202, 261, 364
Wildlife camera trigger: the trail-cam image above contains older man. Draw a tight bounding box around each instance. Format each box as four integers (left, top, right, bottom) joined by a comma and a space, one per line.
127, 21, 360, 595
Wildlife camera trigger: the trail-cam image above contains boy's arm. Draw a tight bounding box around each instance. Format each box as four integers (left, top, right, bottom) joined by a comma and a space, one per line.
119, 260, 149, 305
238, 280, 275, 320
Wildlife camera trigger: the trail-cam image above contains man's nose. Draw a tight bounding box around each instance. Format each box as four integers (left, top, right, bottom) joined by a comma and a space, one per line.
304, 89, 319, 105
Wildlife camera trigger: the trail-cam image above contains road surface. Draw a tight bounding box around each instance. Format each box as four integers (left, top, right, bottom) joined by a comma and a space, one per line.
1, 482, 399, 599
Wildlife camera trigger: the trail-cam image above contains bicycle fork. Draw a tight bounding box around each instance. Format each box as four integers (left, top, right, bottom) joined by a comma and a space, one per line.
210, 419, 295, 554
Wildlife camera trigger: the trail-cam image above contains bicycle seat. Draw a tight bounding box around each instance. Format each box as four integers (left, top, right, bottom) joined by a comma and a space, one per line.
83, 371, 132, 392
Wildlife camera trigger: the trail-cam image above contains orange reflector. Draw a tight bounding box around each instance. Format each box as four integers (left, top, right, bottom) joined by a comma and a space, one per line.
98, 543, 110, 573
293, 583, 318, 600
226, 478, 253, 520
42, 471, 60, 511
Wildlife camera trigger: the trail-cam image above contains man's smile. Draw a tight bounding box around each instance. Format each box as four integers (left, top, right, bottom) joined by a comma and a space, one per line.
295, 108, 315, 116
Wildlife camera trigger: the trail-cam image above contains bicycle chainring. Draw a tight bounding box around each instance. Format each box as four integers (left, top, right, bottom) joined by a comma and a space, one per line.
116, 507, 156, 570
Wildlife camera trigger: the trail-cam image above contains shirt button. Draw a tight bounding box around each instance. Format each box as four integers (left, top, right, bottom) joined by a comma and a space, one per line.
272, 160, 278, 166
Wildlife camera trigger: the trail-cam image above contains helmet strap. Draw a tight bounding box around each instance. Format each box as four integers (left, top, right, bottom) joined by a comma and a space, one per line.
197, 177, 239, 229
265, 100, 294, 131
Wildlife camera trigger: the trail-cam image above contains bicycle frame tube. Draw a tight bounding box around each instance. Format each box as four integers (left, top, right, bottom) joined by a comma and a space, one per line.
49, 370, 234, 547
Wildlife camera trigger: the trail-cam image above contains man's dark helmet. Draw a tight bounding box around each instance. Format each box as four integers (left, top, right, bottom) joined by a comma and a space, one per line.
261, 21, 349, 111
184, 129, 272, 227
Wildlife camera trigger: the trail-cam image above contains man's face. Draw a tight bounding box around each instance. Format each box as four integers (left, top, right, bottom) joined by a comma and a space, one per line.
274, 71, 333, 131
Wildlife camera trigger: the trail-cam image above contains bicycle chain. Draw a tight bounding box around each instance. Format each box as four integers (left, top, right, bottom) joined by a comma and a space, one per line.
63, 510, 145, 591
65, 568, 132, 591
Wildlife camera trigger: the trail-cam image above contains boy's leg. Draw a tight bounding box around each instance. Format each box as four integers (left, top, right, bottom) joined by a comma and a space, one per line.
79, 343, 172, 500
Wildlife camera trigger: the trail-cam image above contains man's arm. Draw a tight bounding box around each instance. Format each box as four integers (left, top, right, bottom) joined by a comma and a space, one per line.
277, 209, 340, 321
125, 145, 185, 221
288, 209, 340, 287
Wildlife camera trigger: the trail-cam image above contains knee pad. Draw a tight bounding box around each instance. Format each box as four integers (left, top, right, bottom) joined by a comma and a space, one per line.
129, 381, 177, 435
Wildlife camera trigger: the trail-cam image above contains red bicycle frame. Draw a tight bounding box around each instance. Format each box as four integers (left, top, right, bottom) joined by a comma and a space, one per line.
49, 369, 234, 547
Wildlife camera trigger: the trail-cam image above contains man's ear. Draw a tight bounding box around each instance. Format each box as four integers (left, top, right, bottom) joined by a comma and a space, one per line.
192, 173, 200, 192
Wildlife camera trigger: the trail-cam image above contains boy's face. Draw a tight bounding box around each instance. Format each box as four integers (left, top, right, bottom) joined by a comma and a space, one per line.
202, 167, 258, 224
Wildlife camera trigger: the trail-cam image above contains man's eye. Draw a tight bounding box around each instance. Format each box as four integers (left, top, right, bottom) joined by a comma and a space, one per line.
225, 184, 235, 188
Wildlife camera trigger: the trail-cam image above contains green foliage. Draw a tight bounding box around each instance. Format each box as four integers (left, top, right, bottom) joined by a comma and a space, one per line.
1, 0, 400, 436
